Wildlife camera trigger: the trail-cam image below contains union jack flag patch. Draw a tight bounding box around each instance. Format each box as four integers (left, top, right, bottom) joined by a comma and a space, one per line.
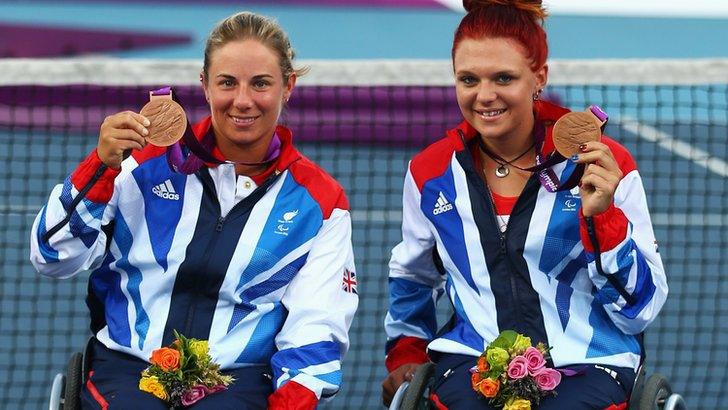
342, 269, 358, 294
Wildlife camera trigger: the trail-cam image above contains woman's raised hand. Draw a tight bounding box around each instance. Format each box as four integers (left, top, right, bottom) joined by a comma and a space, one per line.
573, 141, 623, 217
97, 111, 150, 168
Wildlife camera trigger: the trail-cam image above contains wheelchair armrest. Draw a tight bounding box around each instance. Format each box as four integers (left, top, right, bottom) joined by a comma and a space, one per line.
664, 393, 687, 410
48, 373, 65, 410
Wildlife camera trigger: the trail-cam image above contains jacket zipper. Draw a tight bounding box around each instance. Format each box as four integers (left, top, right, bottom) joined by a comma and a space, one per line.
483, 183, 523, 330
184, 174, 228, 337
184, 212, 225, 336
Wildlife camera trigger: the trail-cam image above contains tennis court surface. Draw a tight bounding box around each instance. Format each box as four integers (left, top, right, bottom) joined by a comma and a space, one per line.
1, 58, 726, 408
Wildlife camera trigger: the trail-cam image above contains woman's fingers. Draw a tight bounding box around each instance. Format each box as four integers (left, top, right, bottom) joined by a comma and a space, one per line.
574, 142, 624, 216
580, 170, 610, 193
109, 128, 148, 150
98, 111, 151, 168
574, 142, 623, 176
104, 112, 149, 143
581, 163, 621, 191
579, 167, 619, 216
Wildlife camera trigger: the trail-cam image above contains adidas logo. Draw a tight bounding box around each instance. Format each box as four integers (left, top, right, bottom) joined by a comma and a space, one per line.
152, 179, 180, 201
432, 192, 453, 215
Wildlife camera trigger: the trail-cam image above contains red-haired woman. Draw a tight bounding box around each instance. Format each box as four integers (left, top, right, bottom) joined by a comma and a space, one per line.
382, 1, 668, 408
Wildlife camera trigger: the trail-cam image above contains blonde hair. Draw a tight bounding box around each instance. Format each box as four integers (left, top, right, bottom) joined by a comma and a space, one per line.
202, 12, 308, 84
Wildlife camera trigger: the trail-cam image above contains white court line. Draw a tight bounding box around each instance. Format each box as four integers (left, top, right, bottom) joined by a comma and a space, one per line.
1, 205, 41, 216
3, 59, 727, 86
620, 120, 728, 178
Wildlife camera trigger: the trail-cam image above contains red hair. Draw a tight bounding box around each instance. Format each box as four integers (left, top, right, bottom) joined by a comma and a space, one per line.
453, 0, 548, 71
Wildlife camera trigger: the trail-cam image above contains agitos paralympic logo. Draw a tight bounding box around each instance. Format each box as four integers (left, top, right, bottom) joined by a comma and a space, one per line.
275, 210, 299, 236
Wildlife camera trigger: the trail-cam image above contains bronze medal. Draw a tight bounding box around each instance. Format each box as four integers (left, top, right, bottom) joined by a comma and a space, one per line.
552, 110, 602, 158
140, 98, 187, 147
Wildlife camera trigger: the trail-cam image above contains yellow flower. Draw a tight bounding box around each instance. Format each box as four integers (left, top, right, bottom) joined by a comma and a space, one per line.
189, 340, 209, 359
504, 398, 531, 410
512, 334, 532, 354
139, 376, 168, 401
486, 347, 509, 368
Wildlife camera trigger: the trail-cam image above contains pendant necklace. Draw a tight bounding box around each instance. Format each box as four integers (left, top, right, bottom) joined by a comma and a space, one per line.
478, 138, 536, 178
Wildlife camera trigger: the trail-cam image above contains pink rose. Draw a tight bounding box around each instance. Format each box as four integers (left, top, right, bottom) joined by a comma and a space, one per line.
506, 356, 529, 380
181, 385, 207, 406
524, 346, 546, 374
532, 367, 562, 391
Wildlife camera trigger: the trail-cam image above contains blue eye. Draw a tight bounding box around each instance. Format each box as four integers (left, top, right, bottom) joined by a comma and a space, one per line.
495, 74, 513, 84
459, 75, 477, 86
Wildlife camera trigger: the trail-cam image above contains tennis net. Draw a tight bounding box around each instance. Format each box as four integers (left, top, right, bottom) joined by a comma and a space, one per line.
1, 58, 726, 409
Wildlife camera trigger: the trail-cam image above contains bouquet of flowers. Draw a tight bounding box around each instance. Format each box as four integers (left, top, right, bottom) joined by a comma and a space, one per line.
139, 330, 234, 408
470, 330, 561, 410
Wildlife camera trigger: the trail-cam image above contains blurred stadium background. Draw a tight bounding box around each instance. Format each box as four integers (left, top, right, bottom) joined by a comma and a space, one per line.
0, 1, 726, 409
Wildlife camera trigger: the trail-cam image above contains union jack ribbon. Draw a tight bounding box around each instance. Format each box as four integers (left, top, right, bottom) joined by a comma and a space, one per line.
342, 269, 358, 294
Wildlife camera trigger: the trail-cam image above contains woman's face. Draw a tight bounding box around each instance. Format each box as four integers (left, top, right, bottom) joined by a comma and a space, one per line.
453, 37, 547, 142
203, 39, 295, 161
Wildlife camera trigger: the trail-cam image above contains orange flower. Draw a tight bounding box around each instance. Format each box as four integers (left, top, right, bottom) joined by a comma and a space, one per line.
150, 347, 181, 371
471, 371, 483, 386
477, 356, 489, 372
478, 378, 500, 398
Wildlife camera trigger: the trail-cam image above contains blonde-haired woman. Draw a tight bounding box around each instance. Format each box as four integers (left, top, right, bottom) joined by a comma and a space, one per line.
31, 11, 357, 409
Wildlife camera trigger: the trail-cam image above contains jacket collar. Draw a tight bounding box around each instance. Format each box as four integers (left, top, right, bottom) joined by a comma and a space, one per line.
191, 116, 302, 173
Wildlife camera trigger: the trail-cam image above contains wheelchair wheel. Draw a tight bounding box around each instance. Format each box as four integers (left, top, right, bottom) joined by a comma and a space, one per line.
63, 352, 83, 410
400, 362, 436, 410
638, 374, 671, 410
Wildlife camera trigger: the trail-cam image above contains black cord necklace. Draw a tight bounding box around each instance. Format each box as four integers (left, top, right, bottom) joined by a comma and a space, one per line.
478, 137, 536, 178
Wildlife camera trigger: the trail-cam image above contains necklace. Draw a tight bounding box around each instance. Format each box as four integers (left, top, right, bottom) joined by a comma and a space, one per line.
478, 138, 536, 178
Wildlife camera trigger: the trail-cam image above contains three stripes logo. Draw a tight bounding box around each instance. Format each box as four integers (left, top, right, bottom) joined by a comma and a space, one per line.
432, 191, 453, 215
152, 179, 180, 201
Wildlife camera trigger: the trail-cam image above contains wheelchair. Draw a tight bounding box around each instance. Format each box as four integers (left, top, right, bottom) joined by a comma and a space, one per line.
48, 337, 94, 410
389, 362, 687, 410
